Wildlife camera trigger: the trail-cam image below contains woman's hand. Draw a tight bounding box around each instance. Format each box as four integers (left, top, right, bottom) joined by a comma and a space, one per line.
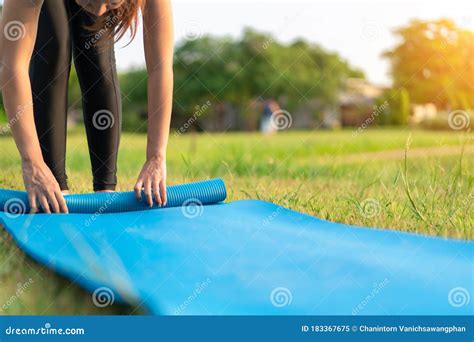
134, 156, 167, 207
22, 160, 68, 214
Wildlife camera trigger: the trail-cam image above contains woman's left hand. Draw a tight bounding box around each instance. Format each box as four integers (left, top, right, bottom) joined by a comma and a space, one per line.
134, 156, 167, 207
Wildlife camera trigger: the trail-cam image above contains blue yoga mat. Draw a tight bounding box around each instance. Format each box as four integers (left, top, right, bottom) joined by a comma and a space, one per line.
0, 179, 472, 315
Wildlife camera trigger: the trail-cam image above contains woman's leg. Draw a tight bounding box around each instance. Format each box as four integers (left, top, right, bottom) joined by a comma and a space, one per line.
67, 0, 122, 192
29, 0, 71, 191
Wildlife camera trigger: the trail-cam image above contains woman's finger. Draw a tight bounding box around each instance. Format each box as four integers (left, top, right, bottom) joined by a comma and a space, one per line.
159, 180, 167, 206
134, 179, 143, 201
28, 192, 38, 213
55, 190, 69, 214
152, 178, 162, 206
47, 191, 60, 213
144, 178, 153, 207
39, 195, 51, 214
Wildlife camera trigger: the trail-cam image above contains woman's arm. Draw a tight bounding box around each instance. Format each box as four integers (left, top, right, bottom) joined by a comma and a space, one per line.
0, 0, 68, 213
134, 0, 174, 207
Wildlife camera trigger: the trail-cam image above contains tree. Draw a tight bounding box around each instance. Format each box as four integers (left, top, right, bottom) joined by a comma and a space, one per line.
384, 19, 474, 109
170, 28, 363, 131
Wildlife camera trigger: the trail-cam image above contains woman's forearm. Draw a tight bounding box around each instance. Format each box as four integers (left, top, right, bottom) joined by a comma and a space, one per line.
1, 0, 45, 164
142, 0, 174, 160
146, 68, 173, 160
1, 69, 44, 164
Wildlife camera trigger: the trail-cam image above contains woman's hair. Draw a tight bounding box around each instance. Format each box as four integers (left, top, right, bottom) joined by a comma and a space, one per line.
91, 0, 146, 45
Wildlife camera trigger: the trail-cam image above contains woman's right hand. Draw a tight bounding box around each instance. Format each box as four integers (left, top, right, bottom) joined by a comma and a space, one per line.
22, 160, 68, 214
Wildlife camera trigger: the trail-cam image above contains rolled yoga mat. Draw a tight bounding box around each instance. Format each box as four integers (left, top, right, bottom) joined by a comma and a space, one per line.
0, 179, 472, 315
0, 178, 226, 214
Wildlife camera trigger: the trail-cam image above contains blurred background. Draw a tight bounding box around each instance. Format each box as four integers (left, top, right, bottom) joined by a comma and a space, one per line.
0, 0, 473, 132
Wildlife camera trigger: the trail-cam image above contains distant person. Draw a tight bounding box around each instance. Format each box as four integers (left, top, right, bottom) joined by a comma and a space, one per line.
0, 0, 173, 213
260, 98, 281, 134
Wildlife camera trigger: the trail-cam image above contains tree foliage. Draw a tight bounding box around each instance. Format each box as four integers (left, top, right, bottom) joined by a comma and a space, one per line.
384, 19, 474, 109
170, 28, 364, 129
379, 87, 410, 125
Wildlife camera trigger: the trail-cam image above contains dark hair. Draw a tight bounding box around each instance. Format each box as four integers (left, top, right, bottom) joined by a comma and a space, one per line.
91, 0, 146, 44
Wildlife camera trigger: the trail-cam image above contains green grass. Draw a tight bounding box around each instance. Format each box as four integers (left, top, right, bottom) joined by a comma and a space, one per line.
0, 127, 473, 314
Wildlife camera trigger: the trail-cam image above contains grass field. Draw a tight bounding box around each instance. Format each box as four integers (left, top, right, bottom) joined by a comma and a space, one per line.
0, 127, 472, 314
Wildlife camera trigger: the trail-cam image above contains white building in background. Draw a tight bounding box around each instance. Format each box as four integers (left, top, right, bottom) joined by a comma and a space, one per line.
411, 103, 437, 124
336, 78, 387, 127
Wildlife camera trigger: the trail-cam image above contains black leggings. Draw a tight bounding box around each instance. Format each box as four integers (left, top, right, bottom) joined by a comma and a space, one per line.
30, 0, 121, 191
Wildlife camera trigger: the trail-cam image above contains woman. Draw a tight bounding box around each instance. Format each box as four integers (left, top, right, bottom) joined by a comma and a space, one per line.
0, 0, 173, 213
31, 0, 122, 194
